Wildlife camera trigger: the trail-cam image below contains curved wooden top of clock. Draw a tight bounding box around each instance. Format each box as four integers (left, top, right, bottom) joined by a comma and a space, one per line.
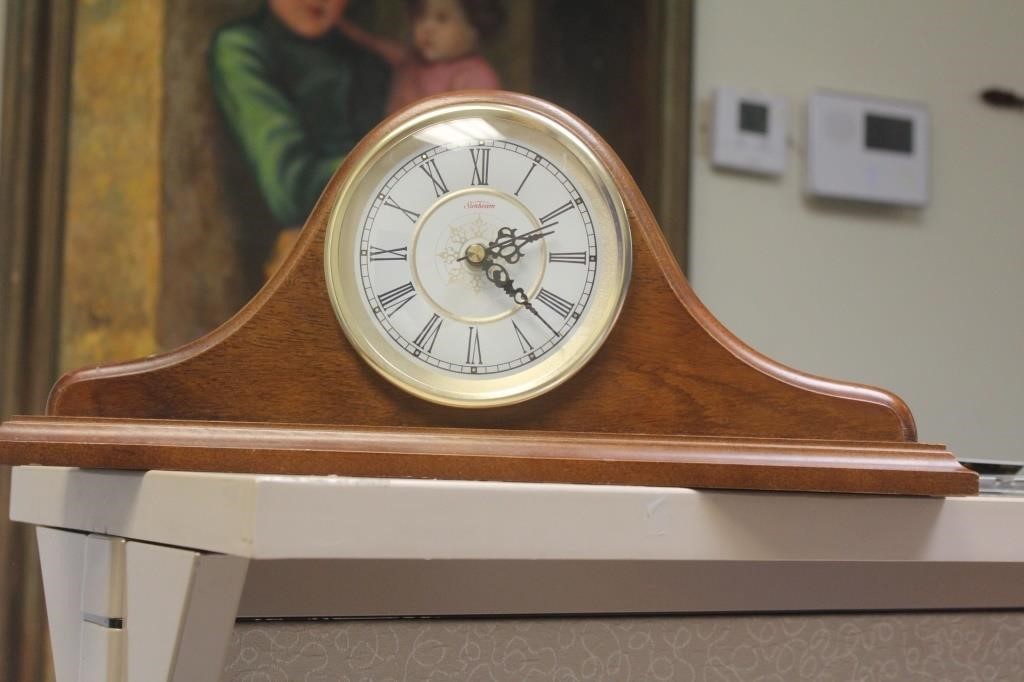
47, 91, 917, 443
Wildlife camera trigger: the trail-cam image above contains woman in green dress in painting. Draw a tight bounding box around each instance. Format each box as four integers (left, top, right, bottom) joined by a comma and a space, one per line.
209, 0, 389, 274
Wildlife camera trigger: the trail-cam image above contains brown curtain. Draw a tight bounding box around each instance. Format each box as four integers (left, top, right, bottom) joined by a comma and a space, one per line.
0, 2, 73, 680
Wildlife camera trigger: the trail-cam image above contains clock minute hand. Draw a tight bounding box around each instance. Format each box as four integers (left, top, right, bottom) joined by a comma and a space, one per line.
455, 227, 554, 264
479, 257, 560, 337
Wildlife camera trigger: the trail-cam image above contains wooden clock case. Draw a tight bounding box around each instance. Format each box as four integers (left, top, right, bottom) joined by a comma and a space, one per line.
0, 92, 976, 496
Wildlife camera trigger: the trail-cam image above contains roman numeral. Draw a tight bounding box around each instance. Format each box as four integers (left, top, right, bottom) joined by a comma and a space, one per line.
377, 282, 416, 316
511, 319, 533, 353
369, 245, 408, 261
470, 148, 490, 185
514, 163, 536, 196
383, 196, 419, 223
420, 159, 449, 197
539, 201, 574, 226
549, 251, 587, 265
413, 313, 443, 353
535, 288, 574, 318
466, 326, 483, 364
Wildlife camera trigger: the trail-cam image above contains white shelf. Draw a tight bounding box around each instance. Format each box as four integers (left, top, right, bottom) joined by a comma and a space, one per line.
11, 465, 1024, 617
10, 465, 1021, 561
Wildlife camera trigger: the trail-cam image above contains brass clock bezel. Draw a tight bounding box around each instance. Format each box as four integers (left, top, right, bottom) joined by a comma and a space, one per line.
324, 98, 632, 408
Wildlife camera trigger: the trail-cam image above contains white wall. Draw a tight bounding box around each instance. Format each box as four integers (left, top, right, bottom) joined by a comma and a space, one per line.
690, 1, 1024, 462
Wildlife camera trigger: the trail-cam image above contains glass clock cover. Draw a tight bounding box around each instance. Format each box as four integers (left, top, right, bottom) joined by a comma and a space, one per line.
324, 100, 631, 407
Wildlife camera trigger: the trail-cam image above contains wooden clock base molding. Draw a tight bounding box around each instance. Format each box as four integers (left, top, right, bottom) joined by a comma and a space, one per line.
0, 416, 975, 496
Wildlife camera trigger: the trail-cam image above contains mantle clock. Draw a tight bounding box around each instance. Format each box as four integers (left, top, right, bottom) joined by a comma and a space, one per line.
0, 92, 977, 496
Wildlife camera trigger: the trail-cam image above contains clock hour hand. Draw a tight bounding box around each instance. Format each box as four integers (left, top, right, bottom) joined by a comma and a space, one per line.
486, 226, 554, 264
479, 257, 560, 337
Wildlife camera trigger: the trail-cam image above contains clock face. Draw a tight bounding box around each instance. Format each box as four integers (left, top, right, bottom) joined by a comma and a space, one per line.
325, 99, 631, 407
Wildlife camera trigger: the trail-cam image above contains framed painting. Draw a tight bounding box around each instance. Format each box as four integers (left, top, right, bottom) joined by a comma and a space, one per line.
0, 1, 692, 677
56, 0, 693, 366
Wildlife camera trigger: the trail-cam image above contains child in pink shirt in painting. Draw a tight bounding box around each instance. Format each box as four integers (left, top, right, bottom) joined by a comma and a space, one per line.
339, 0, 503, 113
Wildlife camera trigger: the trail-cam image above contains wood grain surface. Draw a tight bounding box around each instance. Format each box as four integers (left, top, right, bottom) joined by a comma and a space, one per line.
0, 91, 977, 495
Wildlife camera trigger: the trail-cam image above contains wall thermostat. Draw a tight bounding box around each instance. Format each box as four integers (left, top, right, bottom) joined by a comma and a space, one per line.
711, 87, 787, 176
807, 91, 930, 206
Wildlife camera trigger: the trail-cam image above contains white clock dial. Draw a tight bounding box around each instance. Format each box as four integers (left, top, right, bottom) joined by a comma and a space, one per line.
361, 140, 597, 376
325, 99, 630, 407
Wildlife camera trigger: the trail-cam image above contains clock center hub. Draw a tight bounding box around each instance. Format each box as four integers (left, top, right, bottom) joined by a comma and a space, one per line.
463, 242, 488, 266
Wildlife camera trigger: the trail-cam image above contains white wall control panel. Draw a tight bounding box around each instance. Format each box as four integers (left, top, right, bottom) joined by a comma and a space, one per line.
807, 91, 929, 206
711, 87, 787, 175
